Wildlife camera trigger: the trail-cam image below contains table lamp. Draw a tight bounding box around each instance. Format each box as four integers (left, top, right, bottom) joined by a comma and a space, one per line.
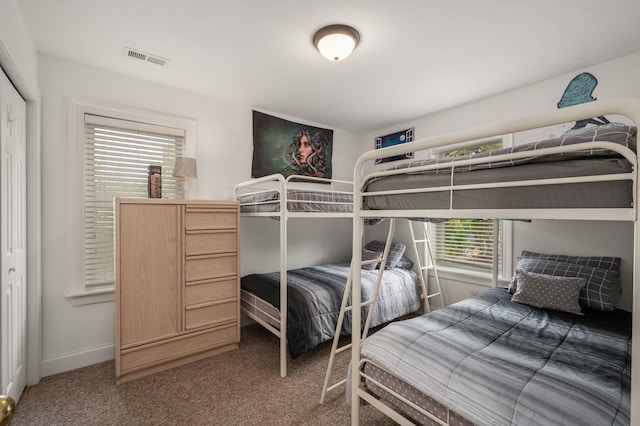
173, 157, 197, 199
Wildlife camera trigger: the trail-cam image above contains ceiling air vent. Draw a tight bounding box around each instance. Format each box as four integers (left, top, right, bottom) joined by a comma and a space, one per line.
123, 47, 169, 67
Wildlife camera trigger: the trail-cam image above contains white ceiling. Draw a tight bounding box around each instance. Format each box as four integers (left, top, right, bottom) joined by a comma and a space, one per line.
17, 0, 640, 133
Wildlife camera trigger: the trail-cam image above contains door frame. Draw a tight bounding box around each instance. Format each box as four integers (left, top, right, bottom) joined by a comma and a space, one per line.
0, 39, 42, 386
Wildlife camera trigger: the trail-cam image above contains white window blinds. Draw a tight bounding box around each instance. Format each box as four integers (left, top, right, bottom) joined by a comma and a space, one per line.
82, 113, 185, 289
432, 219, 502, 272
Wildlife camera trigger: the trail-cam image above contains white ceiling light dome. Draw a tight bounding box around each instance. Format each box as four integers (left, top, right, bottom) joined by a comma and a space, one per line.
313, 24, 360, 62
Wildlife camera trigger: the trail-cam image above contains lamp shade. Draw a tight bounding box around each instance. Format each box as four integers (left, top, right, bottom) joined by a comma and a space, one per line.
313, 24, 360, 61
173, 157, 197, 179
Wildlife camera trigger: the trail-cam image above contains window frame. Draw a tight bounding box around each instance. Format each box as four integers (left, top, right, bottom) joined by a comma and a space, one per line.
67, 100, 196, 305
427, 134, 513, 283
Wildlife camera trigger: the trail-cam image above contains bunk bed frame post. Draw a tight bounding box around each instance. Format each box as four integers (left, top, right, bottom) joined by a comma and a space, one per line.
351, 163, 364, 425
633, 187, 639, 426
492, 219, 499, 288
279, 177, 288, 378
623, 99, 640, 426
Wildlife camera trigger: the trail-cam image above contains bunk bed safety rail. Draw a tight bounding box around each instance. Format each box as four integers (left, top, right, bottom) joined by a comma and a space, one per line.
361, 140, 637, 184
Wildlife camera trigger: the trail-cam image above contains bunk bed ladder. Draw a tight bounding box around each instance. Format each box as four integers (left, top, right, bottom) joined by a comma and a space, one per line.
320, 219, 398, 403
408, 220, 444, 313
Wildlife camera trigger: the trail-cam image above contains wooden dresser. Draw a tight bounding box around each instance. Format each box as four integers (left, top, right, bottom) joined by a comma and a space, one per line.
115, 198, 240, 384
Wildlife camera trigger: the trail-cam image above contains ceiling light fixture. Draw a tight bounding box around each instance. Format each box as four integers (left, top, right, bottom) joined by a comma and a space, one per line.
312, 24, 360, 62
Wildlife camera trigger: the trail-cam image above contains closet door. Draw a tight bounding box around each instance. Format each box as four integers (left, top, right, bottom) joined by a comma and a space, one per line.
0, 68, 27, 402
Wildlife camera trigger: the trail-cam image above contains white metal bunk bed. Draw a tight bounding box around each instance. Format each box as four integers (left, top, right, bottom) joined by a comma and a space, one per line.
349, 98, 640, 425
234, 174, 353, 377
233, 174, 422, 377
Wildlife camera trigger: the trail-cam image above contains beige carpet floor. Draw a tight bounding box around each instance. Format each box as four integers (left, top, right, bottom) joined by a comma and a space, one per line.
10, 324, 397, 425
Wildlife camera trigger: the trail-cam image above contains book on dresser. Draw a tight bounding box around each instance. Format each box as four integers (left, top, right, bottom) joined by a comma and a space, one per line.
115, 198, 240, 384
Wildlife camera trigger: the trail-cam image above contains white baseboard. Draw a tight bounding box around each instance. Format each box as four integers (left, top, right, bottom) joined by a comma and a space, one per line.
39, 319, 260, 379
40, 343, 114, 378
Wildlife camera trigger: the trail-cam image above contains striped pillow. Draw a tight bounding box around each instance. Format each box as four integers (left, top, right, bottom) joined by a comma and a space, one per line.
361, 249, 383, 270
520, 250, 621, 277
364, 240, 406, 269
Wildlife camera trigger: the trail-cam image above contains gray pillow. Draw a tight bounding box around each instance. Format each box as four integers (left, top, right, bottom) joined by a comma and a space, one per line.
396, 256, 414, 269
520, 250, 621, 277
512, 270, 586, 315
364, 240, 406, 269
361, 249, 383, 270
509, 257, 617, 311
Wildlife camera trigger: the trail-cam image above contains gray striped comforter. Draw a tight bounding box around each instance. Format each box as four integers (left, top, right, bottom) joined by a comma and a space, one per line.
242, 264, 420, 358
360, 287, 631, 425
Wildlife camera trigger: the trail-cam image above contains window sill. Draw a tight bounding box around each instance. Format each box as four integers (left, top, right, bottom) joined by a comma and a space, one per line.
66, 288, 115, 306
426, 265, 510, 288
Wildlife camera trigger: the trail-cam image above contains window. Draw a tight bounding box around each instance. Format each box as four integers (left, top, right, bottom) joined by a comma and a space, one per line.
433, 218, 503, 272
68, 102, 196, 303
429, 136, 512, 278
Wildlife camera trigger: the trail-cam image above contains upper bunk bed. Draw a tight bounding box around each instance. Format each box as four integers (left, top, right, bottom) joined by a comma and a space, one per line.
233, 173, 423, 378
348, 98, 640, 426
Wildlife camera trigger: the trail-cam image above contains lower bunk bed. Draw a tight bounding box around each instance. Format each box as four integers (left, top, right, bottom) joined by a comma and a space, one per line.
241, 260, 421, 359
355, 286, 631, 426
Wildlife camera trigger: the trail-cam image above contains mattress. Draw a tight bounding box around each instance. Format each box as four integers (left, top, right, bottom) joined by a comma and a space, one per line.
238, 189, 353, 213
241, 263, 420, 358
358, 287, 631, 425
364, 158, 633, 210
363, 124, 636, 211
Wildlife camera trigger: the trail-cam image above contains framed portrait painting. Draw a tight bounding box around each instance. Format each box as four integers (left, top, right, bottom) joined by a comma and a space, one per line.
252, 111, 333, 179
375, 128, 414, 164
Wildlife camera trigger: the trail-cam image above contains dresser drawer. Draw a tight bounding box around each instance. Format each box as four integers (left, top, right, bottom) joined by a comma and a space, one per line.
120, 324, 237, 372
186, 278, 237, 306
186, 301, 237, 330
185, 210, 237, 230
185, 231, 236, 255
185, 254, 237, 282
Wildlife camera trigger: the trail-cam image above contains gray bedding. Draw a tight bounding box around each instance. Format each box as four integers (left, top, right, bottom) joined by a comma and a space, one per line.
359, 287, 631, 425
364, 124, 636, 211
241, 263, 420, 358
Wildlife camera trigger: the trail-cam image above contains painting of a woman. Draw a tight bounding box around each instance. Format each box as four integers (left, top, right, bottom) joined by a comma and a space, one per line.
251, 111, 333, 178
